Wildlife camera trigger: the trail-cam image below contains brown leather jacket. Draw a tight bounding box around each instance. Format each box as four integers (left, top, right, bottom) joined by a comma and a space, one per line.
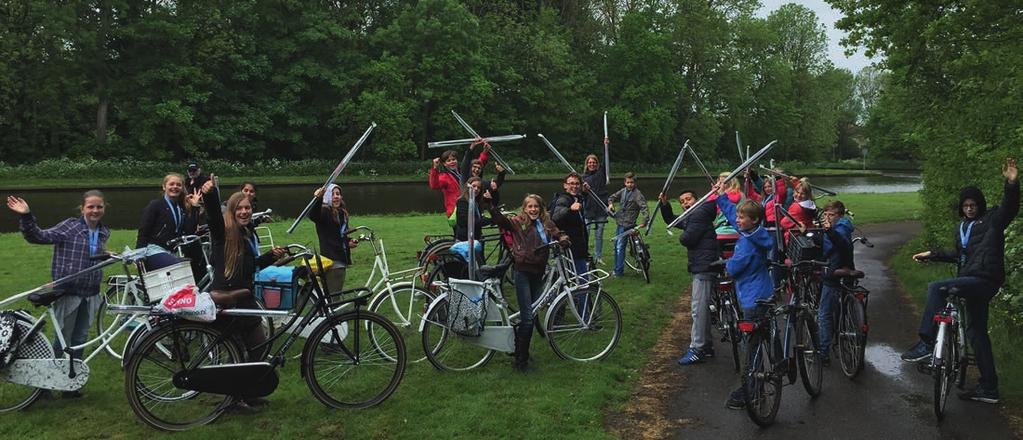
490, 206, 568, 274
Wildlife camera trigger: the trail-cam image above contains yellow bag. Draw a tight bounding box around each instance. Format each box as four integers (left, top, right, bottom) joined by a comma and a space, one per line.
298, 255, 334, 274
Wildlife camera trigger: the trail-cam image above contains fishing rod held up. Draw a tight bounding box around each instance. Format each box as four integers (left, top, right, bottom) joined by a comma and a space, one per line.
427, 110, 519, 174
645, 140, 688, 236
288, 122, 377, 234
538, 133, 615, 218
686, 145, 715, 184
666, 140, 778, 230
758, 165, 839, 196
603, 111, 610, 185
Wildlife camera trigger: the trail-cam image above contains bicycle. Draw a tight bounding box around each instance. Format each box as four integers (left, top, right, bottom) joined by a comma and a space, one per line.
918, 285, 970, 421
738, 258, 826, 427
707, 259, 741, 373
830, 234, 874, 379
615, 226, 651, 283
0, 247, 169, 413
420, 243, 622, 370
111, 244, 407, 431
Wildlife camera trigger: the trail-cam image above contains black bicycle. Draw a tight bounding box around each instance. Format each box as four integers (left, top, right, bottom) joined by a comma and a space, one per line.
114, 244, 407, 431
622, 227, 651, 283
708, 259, 741, 373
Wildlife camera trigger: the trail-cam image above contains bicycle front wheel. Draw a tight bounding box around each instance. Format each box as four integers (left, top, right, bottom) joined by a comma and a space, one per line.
420, 298, 495, 371
0, 315, 52, 413
369, 284, 435, 363
303, 311, 407, 409
744, 334, 782, 427
124, 322, 242, 431
796, 314, 823, 397
724, 301, 741, 374
97, 284, 137, 359
639, 242, 651, 283
625, 237, 641, 273
546, 290, 622, 361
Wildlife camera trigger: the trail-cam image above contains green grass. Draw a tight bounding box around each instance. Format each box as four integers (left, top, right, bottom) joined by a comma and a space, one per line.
0, 191, 921, 438
890, 237, 1023, 411
816, 191, 922, 225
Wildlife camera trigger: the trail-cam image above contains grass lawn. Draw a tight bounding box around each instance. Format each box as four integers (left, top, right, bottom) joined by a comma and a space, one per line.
0, 191, 919, 438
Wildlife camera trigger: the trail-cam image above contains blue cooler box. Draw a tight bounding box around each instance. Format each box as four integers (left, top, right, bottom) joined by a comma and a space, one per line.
255, 266, 298, 310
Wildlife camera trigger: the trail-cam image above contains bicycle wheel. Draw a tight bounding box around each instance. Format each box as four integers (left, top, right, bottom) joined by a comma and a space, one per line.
837, 295, 866, 378
638, 242, 651, 283
625, 236, 641, 273
744, 333, 782, 427
0, 315, 52, 413
303, 311, 406, 409
420, 298, 495, 371
369, 283, 435, 363
796, 314, 823, 397
955, 320, 969, 389
725, 302, 741, 374
933, 325, 956, 421
546, 289, 622, 361
124, 322, 242, 431
97, 284, 137, 359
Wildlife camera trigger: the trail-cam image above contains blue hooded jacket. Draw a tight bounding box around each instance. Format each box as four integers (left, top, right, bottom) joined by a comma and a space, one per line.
717, 196, 775, 309
822, 216, 854, 285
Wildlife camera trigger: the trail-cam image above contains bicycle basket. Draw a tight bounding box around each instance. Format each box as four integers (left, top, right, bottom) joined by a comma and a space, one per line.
446, 279, 487, 337
786, 230, 823, 262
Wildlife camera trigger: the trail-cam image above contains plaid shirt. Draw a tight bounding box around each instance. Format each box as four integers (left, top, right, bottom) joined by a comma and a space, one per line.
20, 214, 110, 296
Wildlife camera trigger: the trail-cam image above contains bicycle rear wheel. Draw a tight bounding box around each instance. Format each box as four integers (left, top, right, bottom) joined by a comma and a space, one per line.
625, 236, 641, 273
796, 314, 823, 397
838, 295, 866, 378
303, 311, 406, 409
368, 283, 435, 363
97, 284, 138, 359
421, 298, 494, 371
0, 315, 51, 413
724, 301, 741, 374
546, 290, 622, 361
744, 334, 782, 427
933, 325, 957, 421
639, 242, 651, 283
124, 322, 242, 431
955, 321, 969, 389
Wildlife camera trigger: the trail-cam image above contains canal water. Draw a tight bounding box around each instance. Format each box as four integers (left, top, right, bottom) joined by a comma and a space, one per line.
0, 173, 921, 232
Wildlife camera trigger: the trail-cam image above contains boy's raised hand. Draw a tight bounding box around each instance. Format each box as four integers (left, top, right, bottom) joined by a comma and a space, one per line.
1003, 158, 1018, 183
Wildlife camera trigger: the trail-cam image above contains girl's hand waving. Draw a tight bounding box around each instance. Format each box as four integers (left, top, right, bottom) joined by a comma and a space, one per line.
6, 196, 29, 214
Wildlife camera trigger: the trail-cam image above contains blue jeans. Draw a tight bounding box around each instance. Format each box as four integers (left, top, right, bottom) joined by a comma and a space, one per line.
586, 218, 607, 261
613, 225, 628, 275
918, 276, 999, 390
818, 283, 838, 356
514, 270, 544, 331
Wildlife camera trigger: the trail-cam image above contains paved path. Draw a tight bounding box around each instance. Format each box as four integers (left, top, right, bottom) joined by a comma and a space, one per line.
660, 221, 1017, 439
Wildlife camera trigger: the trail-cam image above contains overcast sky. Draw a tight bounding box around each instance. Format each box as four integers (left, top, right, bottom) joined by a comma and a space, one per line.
756, 0, 877, 73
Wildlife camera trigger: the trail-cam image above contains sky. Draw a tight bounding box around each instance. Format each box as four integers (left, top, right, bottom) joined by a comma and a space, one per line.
756, 0, 876, 73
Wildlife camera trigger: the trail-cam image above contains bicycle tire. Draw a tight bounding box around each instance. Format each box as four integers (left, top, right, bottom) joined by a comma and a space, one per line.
744, 333, 782, 427
302, 311, 407, 409
97, 284, 137, 359
546, 290, 622, 361
838, 295, 866, 378
625, 236, 641, 273
420, 298, 495, 371
955, 320, 969, 389
933, 325, 956, 421
0, 315, 51, 413
368, 283, 435, 363
725, 303, 741, 374
124, 321, 242, 431
639, 242, 651, 283
796, 314, 823, 397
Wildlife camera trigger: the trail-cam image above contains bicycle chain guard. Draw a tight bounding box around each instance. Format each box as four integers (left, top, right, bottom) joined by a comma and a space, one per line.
173, 362, 279, 398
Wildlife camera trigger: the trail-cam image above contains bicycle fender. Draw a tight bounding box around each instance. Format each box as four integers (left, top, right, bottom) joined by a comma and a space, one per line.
418, 293, 450, 333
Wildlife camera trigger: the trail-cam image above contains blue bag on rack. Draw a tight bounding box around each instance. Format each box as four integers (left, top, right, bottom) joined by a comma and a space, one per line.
255, 266, 298, 310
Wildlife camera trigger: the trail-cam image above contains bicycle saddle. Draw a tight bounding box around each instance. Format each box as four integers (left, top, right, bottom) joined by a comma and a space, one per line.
478, 260, 513, 279
832, 268, 865, 279
27, 289, 66, 307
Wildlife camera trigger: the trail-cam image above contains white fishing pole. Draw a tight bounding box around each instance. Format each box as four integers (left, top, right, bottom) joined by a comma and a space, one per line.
645, 141, 688, 236
288, 122, 377, 234
603, 111, 610, 185
442, 110, 520, 174
758, 165, 838, 197
666, 140, 778, 230
537, 133, 615, 217
686, 146, 715, 184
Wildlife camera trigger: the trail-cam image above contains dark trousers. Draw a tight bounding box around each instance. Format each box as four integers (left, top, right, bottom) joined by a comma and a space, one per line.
917, 276, 999, 391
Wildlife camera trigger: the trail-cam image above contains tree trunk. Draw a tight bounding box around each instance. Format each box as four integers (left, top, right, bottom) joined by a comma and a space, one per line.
95, 88, 108, 144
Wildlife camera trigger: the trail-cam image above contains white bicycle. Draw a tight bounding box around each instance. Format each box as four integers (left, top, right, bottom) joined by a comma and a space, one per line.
420, 243, 622, 371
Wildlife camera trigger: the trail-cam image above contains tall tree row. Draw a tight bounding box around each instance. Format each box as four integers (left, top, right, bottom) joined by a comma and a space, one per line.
0, 0, 859, 164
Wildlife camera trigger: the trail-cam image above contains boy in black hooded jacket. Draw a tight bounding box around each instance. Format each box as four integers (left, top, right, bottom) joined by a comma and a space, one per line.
901, 158, 1018, 404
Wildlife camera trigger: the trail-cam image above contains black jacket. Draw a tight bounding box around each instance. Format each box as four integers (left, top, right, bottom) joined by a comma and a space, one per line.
550, 192, 589, 260
931, 180, 1020, 285
185, 173, 209, 194
662, 201, 717, 274
205, 189, 276, 291
308, 194, 353, 266
454, 196, 493, 242
582, 166, 609, 220
136, 197, 199, 250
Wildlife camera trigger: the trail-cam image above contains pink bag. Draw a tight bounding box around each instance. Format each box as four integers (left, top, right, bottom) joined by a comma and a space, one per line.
155, 284, 217, 322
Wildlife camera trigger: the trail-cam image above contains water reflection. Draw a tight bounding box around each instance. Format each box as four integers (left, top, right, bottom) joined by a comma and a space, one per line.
0, 173, 920, 233
865, 343, 906, 379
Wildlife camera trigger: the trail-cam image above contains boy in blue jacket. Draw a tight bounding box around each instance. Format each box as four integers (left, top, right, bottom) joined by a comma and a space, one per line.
715, 183, 776, 410
819, 200, 855, 365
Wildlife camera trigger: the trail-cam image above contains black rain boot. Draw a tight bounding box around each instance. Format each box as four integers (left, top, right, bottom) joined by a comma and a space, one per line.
514, 323, 534, 372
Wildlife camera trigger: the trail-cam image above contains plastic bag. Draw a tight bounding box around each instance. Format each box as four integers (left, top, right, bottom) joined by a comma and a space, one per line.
155, 285, 217, 322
